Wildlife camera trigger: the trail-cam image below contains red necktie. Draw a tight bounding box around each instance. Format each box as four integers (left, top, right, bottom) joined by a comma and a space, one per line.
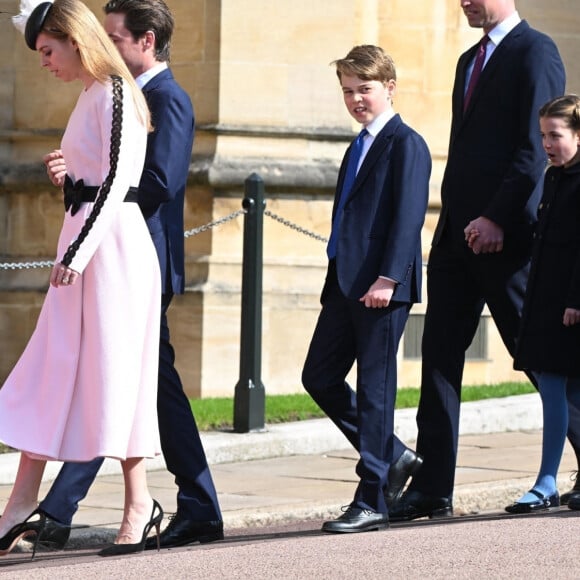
464, 35, 489, 112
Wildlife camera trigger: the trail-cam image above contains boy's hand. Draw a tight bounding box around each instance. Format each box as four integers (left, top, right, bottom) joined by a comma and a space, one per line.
43, 149, 67, 187
359, 277, 395, 308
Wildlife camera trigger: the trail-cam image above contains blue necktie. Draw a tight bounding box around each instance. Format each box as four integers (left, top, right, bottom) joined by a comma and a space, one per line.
327, 128, 368, 259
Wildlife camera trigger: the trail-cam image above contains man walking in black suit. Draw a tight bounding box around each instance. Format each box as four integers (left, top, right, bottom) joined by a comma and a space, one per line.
390, 0, 580, 521
37, 0, 223, 549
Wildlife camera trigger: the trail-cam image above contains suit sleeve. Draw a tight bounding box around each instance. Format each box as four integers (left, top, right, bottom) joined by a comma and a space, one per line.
379, 131, 431, 282
138, 86, 194, 213
483, 35, 565, 229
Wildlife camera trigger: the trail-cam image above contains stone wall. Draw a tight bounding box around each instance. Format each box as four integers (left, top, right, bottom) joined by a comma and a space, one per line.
0, 0, 578, 398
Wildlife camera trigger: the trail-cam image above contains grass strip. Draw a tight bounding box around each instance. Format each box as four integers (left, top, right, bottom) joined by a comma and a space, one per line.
191, 381, 536, 431
0, 381, 537, 453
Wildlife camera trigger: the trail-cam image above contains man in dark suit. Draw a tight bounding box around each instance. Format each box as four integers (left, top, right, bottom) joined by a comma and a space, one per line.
37, 0, 223, 549
390, 0, 580, 521
302, 45, 431, 533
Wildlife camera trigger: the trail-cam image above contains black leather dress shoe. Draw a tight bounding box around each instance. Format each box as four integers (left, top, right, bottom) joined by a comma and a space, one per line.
322, 505, 389, 534
144, 512, 224, 550
504, 489, 559, 514
568, 492, 580, 510
385, 449, 423, 508
389, 490, 453, 522
34, 514, 71, 551
560, 472, 579, 505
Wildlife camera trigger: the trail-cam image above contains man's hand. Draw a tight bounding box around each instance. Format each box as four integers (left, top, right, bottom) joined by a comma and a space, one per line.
464, 216, 504, 254
563, 308, 580, 327
43, 149, 67, 188
359, 277, 396, 308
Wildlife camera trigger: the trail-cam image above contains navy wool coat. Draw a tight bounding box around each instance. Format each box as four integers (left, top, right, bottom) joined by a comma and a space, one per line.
515, 162, 580, 376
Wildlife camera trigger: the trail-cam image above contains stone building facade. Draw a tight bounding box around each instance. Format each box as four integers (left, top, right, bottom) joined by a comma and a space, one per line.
0, 0, 579, 398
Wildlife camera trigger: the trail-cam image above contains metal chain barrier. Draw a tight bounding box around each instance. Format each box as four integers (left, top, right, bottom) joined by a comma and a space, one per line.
264, 209, 328, 243
184, 208, 246, 238
0, 209, 247, 271
0, 204, 328, 271
0, 260, 55, 270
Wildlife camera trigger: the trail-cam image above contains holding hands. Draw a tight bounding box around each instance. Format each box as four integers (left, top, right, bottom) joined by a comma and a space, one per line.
563, 308, 580, 327
464, 216, 504, 254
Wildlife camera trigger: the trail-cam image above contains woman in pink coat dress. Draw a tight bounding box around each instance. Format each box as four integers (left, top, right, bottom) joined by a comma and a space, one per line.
0, 0, 163, 557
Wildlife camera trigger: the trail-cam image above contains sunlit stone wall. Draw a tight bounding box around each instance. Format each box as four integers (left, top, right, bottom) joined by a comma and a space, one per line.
0, 0, 577, 397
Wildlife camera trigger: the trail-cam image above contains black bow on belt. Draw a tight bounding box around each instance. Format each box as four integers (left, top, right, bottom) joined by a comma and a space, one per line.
63, 175, 99, 216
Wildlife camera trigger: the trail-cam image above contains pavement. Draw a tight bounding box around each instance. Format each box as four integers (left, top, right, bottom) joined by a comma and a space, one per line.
0, 393, 578, 550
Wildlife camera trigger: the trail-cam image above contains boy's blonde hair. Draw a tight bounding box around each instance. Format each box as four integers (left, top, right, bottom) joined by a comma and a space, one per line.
332, 45, 396, 83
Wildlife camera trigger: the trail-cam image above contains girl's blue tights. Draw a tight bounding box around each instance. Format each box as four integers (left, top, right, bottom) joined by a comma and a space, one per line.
516, 372, 580, 504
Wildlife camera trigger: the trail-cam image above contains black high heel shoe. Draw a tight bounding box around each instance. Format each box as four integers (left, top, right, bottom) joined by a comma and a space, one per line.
0, 509, 46, 559
98, 499, 163, 557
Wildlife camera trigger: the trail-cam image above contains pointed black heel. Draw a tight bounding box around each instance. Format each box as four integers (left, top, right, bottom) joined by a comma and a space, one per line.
0, 509, 46, 559
98, 499, 163, 557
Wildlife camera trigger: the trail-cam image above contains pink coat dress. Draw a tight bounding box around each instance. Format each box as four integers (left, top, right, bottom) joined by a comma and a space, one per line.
0, 78, 161, 461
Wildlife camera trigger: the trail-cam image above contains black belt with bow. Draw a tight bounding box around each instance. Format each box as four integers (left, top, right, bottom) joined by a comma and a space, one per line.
63, 175, 138, 216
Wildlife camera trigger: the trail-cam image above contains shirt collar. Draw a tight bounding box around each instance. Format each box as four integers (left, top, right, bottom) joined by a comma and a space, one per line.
364, 108, 395, 138
487, 11, 521, 47
135, 61, 168, 89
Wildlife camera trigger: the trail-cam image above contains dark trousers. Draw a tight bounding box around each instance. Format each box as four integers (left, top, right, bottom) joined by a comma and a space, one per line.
39, 293, 222, 525
410, 241, 580, 499
302, 265, 411, 514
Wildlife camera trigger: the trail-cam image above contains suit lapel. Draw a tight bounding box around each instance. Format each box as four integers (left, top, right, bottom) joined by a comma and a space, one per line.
347, 114, 401, 200
461, 20, 527, 117
457, 45, 477, 113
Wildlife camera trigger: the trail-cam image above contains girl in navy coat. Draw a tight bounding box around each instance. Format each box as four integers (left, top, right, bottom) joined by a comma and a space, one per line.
505, 95, 580, 512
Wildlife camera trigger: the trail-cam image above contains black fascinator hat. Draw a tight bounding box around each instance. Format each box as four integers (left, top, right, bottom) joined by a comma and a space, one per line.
24, 2, 53, 50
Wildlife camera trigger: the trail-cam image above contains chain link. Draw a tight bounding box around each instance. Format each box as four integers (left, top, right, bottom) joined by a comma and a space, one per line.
0, 260, 55, 270
184, 209, 246, 238
264, 209, 328, 243
0, 205, 328, 270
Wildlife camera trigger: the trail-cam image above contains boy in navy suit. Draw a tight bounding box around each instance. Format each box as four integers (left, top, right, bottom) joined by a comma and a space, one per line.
302, 45, 431, 533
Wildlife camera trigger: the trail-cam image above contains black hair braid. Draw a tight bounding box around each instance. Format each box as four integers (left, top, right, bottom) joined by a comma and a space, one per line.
61, 75, 123, 267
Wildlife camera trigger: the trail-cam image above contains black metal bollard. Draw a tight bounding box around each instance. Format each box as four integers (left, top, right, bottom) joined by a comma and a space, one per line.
233, 173, 266, 432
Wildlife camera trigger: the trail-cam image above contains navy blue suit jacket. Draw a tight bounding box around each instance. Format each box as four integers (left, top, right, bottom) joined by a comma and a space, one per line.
434, 20, 566, 249
139, 68, 194, 295
327, 114, 431, 303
